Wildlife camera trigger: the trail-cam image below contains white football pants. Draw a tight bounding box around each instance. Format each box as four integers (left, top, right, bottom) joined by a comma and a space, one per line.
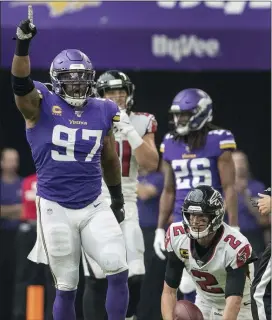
28, 195, 128, 291
82, 201, 145, 279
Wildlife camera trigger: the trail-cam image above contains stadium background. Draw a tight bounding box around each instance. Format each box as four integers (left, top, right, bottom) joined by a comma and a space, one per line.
1, 70, 271, 186
0, 1, 271, 320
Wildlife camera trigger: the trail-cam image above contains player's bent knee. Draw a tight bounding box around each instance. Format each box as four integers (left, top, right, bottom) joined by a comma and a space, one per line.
128, 274, 144, 286
122, 220, 145, 276
56, 283, 78, 291
54, 267, 79, 291
128, 259, 145, 277
47, 224, 72, 257
123, 220, 144, 254
99, 244, 128, 274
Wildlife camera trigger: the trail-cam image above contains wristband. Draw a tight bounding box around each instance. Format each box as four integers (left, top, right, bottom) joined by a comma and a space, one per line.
108, 183, 123, 200
127, 128, 143, 150
15, 39, 31, 56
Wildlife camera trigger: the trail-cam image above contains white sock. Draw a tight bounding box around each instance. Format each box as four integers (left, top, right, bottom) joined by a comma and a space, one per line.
125, 317, 134, 320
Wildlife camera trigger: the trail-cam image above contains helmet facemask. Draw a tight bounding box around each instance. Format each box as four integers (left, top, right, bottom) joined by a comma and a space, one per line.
103, 88, 129, 110
96, 71, 135, 112
182, 186, 225, 240
182, 208, 224, 240
171, 110, 194, 136
50, 69, 95, 108
170, 89, 213, 136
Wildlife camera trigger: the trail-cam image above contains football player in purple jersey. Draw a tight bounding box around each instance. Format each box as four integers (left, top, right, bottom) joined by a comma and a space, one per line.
154, 88, 239, 302
11, 7, 129, 320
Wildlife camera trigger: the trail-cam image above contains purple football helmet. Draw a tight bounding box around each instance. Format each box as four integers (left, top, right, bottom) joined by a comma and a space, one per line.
169, 88, 213, 136
50, 49, 95, 107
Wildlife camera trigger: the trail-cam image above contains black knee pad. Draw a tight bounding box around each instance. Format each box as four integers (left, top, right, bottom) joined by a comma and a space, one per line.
83, 277, 108, 320
126, 275, 144, 317
87, 276, 108, 293
128, 274, 144, 287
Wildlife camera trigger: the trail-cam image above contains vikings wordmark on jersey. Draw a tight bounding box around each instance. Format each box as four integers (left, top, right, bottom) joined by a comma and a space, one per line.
26, 81, 120, 209
160, 129, 236, 221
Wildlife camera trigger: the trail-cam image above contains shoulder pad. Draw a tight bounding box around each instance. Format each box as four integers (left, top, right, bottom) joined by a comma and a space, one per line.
223, 225, 255, 269
165, 222, 187, 253
208, 129, 236, 152
133, 112, 152, 117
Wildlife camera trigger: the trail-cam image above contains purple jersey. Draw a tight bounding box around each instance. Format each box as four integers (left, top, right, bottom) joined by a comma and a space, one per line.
0, 177, 22, 205
237, 180, 265, 231
26, 81, 120, 209
160, 129, 236, 222
137, 172, 164, 228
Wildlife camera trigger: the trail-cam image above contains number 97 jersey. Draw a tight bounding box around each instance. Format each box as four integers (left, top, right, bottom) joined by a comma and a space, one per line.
160, 129, 236, 222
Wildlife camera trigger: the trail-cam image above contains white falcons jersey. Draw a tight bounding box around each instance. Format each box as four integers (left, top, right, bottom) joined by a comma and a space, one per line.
165, 222, 254, 309
102, 111, 157, 203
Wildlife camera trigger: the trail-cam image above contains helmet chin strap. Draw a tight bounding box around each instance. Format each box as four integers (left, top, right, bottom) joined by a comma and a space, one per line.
189, 226, 210, 239
62, 96, 86, 107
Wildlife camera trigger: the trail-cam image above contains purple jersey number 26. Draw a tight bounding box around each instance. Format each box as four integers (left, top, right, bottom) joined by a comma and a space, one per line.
172, 158, 212, 189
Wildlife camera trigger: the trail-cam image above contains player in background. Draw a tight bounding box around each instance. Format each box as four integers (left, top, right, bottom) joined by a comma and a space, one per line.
11, 8, 129, 320
82, 70, 159, 320
13, 174, 38, 320
162, 185, 256, 320
153, 88, 239, 301
21, 173, 37, 221
13, 173, 54, 320
251, 187, 271, 320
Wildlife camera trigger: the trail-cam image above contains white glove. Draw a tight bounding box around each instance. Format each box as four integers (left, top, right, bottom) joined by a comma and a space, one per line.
153, 228, 166, 260
114, 110, 143, 150
230, 226, 240, 231
113, 110, 133, 136
16, 5, 37, 41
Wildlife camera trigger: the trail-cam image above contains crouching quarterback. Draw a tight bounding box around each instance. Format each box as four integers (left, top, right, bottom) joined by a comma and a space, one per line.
162, 185, 257, 320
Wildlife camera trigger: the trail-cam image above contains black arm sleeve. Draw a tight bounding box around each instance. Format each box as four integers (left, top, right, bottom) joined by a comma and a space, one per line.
165, 251, 185, 289
225, 264, 247, 298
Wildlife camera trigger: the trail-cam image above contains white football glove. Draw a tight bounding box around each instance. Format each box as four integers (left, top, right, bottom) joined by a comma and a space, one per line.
230, 226, 240, 231
16, 5, 37, 41
153, 228, 166, 260
114, 110, 143, 150
113, 110, 134, 136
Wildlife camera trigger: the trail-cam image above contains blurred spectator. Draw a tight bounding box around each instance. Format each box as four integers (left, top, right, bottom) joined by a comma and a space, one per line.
232, 151, 269, 258
0, 148, 22, 320
136, 167, 165, 320
12, 173, 55, 320
0, 148, 22, 220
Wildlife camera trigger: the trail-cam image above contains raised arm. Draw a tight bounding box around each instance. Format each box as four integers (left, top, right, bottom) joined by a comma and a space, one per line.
11, 5, 40, 127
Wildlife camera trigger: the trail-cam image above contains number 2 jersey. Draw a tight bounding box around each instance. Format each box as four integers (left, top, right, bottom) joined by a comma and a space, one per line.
102, 112, 157, 203
26, 81, 120, 209
165, 222, 255, 309
160, 130, 236, 222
